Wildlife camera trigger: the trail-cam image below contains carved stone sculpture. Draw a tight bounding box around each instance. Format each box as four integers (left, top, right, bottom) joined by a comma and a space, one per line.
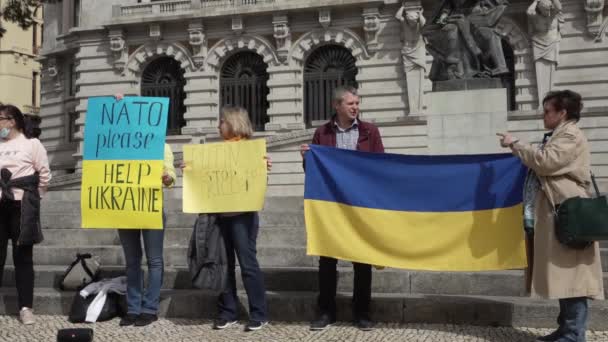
109, 29, 127, 73
363, 8, 381, 51
396, 4, 427, 114
232, 16, 243, 35
585, 0, 607, 41
188, 22, 207, 69
528, 0, 562, 105
319, 9, 331, 29
273, 14, 291, 62
422, 0, 510, 82
46, 57, 62, 93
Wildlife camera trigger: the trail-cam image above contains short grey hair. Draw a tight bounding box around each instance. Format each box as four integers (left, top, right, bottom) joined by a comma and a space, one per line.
333, 85, 358, 104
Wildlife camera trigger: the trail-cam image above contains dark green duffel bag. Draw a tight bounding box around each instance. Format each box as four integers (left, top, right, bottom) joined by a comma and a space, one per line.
555, 173, 608, 249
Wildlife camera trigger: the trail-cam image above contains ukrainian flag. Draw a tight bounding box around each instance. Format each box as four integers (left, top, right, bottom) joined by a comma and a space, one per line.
304, 145, 528, 271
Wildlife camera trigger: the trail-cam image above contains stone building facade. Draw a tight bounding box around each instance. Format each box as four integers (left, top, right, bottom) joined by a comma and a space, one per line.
0, 0, 42, 114
40, 0, 608, 195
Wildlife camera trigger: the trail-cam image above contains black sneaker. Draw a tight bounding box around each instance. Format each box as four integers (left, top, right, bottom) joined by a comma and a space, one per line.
134, 313, 158, 327
119, 314, 139, 327
354, 317, 374, 331
245, 320, 268, 331
213, 319, 238, 330
536, 329, 562, 341
310, 314, 335, 331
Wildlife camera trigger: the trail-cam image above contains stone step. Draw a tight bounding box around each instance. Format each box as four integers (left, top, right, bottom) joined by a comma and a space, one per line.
0, 288, 607, 329
10, 245, 608, 271
6, 245, 312, 267
40, 227, 307, 247
40, 196, 305, 213
41, 211, 305, 229
1, 265, 552, 297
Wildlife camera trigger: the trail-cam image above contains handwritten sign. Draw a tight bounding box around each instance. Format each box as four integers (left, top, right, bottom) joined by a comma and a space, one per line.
81, 96, 169, 229
182, 140, 268, 213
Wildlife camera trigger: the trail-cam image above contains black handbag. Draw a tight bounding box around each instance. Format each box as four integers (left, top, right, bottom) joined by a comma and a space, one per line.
554, 173, 608, 249
59, 253, 100, 291
56, 328, 93, 342
68, 292, 127, 323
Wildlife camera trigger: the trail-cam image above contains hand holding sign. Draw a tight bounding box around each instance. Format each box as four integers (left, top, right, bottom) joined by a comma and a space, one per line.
81, 96, 169, 229
182, 140, 268, 213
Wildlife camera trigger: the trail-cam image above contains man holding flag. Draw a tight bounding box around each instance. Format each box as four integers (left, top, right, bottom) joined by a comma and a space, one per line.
300, 86, 384, 331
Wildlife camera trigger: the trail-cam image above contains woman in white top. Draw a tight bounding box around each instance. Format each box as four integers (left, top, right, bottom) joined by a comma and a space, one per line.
0, 104, 51, 325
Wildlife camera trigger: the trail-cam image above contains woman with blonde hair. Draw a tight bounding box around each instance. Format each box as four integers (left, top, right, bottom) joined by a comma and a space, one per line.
185, 106, 271, 331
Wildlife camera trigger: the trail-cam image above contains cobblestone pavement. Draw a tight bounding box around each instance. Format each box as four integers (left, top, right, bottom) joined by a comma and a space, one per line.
1, 315, 608, 342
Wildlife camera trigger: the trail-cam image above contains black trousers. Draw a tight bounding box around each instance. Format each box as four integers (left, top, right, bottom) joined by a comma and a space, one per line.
0, 199, 34, 309
317, 256, 371, 320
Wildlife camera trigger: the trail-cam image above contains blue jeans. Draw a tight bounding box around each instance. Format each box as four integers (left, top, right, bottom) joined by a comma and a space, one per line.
553, 297, 588, 342
118, 225, 165, 315
217, 212, 267, 322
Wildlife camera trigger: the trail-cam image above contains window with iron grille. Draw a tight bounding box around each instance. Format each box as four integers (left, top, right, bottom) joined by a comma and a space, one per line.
220, 51, 269, 132
141, 57, 186, 136
304, 45, 358, 127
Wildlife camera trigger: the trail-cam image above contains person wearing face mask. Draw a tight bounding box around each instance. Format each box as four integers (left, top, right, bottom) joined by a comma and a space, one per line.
498, 90, 604, 342
0, 104, 51, 325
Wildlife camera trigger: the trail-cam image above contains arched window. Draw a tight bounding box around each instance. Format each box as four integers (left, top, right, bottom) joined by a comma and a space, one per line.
304, 45, 357, 127
220, 51, 269, 131
141, 57, 186, 135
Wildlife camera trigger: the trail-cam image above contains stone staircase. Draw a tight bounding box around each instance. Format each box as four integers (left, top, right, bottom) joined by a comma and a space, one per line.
2, 192, 608, 329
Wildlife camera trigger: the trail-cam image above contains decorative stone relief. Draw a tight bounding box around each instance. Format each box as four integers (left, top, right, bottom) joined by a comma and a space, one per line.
319, 9, 331, 29
46, 57, 63, 93
272, 14, 291, 62
108, 29, 127, 74
206, 35, 280, 70
362, 7, 380, 51
126, 42, 196, 76
528, 0, 562, 105
150, 24, 162, 39
396, 4, 426, 114
188, 21, 207, 69
585, 0, 608, 41
232, 16, 243, 35
288, 28, 370, 64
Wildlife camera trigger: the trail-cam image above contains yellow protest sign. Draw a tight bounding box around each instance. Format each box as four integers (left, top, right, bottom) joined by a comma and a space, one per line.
182, 139, 267, 213
81, 160, 164, 229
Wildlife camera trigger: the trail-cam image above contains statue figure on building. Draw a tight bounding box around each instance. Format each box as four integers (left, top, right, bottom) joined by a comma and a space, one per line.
188, 26, 207, 69
528, 0, 562, 105
363, 9, 381, 50
422, 0, 510, 82
109, 30, 127, 74
584, 0, 606, 40
273, 14, 291, 62
396, 4, 427, 114
273, 23, 291, 52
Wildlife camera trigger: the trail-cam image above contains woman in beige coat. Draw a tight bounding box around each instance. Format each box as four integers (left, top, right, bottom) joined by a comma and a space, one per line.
498, 90, 604, 342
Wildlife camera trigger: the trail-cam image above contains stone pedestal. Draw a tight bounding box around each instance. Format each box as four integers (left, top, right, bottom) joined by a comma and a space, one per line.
426, 87, 508, 155
432, 78, 503, 92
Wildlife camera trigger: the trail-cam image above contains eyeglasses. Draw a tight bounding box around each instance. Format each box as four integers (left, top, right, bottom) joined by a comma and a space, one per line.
0, 117, 11, 121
